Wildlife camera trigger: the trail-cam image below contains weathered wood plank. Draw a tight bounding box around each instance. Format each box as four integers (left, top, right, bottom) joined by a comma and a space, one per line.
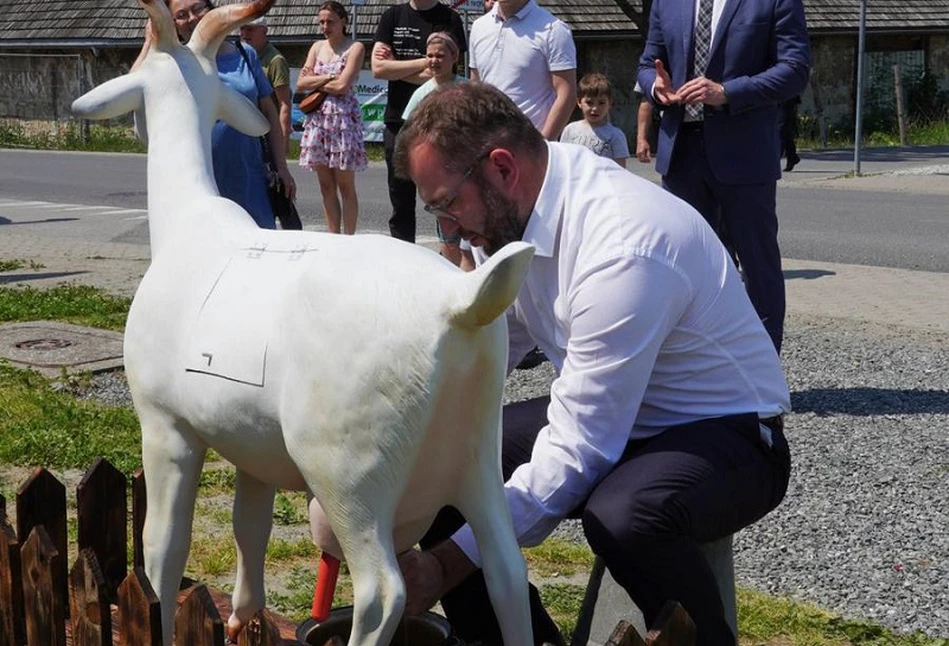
69, 549, 112, 646
21, 525, 67, 646
237, 610, 282, 646
0, 512, 25, 646
131, 469, 146, 570
606, 619, 647, 646
117, 567, 163, 646
176, 584, 225, 645
17, 467, 69, 616
77, 457, 127, 603
644, 601, 696, 646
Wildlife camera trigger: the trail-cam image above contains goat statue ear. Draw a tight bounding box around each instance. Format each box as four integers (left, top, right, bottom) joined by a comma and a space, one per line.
72, 73, 145, 121
217, 84, 270, 137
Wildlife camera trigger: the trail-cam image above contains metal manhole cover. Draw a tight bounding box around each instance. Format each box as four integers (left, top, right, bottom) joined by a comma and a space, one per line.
0, 321, 124, 376
14, 338, 75, 351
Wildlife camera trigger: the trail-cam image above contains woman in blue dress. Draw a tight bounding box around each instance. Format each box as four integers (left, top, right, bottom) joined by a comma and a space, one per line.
134, 0, 296, 229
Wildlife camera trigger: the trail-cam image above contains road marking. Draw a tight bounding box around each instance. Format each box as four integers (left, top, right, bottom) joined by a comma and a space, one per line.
0, 198, 147, 219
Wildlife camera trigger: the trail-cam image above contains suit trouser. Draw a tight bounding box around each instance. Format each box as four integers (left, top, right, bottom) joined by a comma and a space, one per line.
662, 125, 785, 352
421, 396, 791, 646
384, 122, 417, 243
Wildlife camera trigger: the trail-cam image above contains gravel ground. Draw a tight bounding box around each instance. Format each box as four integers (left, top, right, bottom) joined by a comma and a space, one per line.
81, 310, 949, 637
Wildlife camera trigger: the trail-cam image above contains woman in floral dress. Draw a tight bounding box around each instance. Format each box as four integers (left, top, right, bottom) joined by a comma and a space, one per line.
298, 1, 367, 234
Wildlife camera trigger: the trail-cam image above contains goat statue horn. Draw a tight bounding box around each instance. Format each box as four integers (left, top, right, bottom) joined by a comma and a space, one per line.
190, 0, 275, 58
138, 0, 181, 52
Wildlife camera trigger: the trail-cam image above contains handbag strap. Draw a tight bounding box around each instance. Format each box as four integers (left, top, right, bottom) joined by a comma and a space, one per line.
233, 39, 275, 167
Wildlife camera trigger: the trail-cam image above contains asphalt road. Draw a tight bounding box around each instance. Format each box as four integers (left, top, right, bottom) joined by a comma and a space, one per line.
1, 148, 947, 272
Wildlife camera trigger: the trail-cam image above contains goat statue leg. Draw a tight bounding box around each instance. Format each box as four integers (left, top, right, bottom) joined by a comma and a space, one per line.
453, 421, 534, 646
226, 470, 276, 642
306, 479, 406, 646
139, 409, 208, 646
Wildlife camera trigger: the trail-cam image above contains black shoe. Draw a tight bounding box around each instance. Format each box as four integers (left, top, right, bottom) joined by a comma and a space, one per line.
516, 347, 548, 370
784, 154, 801, 172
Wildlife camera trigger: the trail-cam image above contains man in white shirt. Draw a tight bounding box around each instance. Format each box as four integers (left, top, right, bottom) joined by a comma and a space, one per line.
469, 0, 577, 140
394, 83, 791, 646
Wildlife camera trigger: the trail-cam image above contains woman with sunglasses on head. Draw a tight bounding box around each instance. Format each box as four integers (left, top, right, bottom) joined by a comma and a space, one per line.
133, 0, 296, 229
297, 2, 367, 235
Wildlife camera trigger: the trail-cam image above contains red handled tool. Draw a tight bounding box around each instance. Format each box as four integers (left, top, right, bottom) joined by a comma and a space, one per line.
311, 552, 341, 622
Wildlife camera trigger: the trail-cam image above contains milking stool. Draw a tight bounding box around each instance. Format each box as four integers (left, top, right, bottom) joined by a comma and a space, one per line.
569, 534, 737, 646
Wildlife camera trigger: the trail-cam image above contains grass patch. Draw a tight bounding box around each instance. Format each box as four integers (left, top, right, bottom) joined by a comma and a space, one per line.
199, 465, 237, 495
0, 259, 45, 272
539, 582, 586, 641
266, 537, 317, 564
0, 362, 141, 473
0, 284, 130, 331
188, 534, 238, 578
524, 537, 596, 578
0, 121, 146, 154
274, 490, 309, 526
737, 587, 948, 646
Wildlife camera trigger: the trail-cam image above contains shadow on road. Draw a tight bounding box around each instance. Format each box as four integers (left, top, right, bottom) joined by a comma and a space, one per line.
784, 268, 835, 280
0, 216, 81, 226
802, 144, 949, 163
792, 387, 949, 416
0, 271, 89, 284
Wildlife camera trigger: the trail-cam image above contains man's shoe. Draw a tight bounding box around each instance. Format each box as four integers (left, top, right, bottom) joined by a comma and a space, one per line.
516, 347, 548, 370
784, 153, 801, 172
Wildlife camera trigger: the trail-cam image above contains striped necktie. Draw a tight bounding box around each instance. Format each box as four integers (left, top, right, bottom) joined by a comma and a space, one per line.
686, 0, 714, 121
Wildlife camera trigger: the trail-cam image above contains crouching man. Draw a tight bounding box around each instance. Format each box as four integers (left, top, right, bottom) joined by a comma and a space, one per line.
393, 83, 791, 646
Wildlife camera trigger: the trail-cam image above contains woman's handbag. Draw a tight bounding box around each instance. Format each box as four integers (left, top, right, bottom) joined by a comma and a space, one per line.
234, 40, 303, 230
299, 90, 327, 115
262, 136, 303, 230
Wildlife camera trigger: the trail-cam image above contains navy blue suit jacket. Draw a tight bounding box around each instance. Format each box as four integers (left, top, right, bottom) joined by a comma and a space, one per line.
637, 0, 810, 184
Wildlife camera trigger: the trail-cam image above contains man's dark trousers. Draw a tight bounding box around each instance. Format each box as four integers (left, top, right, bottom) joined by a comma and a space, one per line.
662, 125, 785, 352
420, 396, 791, 646
384, 122, 417, 243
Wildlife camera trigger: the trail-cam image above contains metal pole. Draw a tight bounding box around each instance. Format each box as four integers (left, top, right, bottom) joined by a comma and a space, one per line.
854, 0, 867, 175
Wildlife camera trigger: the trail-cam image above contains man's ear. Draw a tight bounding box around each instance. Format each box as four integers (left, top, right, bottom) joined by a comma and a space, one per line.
486, 148, 519, 191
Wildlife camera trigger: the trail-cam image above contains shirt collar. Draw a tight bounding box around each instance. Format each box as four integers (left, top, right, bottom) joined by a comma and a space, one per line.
493, 0, 536, 23
521, 142, 563, 258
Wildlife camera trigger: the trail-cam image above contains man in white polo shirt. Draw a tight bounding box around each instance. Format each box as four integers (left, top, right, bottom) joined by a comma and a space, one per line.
469, 0, 577, 140
394, 83, 791, 646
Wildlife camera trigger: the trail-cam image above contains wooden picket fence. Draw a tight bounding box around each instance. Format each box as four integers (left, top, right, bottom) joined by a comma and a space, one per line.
0, 458, 298, 646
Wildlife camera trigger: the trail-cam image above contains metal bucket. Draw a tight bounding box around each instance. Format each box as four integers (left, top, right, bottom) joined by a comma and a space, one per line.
296, 606, 463, 646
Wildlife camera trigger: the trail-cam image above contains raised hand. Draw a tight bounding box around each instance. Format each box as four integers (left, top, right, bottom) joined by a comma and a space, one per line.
653, 59, 679, 105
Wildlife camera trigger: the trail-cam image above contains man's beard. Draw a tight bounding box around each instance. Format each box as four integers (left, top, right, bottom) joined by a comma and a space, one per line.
478, 180, 525, 256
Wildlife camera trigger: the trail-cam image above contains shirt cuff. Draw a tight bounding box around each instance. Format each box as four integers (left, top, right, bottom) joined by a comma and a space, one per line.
449, 524, 482, 568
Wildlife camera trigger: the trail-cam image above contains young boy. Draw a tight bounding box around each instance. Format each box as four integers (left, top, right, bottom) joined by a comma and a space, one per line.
560, 72, 630, 167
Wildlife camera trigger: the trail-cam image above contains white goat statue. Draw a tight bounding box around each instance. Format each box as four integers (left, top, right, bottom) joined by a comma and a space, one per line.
71, 1, 535, 644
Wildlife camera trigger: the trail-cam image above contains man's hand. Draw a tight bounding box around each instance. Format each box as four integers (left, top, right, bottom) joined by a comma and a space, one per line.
636, 138, 652, 163
653, 59, 679, 106
677, 77, 727, 107
398, 540, 477, 616
373, 42, 394, 61
398, 548, 444, 616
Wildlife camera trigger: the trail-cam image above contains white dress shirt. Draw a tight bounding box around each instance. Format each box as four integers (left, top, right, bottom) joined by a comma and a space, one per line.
452, 142, 790, 566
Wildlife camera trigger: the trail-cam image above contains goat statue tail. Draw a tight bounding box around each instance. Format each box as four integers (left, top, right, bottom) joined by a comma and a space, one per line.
447, 241, 534, 330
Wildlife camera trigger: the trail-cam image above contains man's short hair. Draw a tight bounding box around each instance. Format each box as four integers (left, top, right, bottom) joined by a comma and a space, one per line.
245, 16, 267, 27
393, 83, 545, 180
577, 73, 613, 101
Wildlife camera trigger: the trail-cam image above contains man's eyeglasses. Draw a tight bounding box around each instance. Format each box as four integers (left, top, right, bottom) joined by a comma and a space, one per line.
423, 151, 490, 222
173, 2, 209, 22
